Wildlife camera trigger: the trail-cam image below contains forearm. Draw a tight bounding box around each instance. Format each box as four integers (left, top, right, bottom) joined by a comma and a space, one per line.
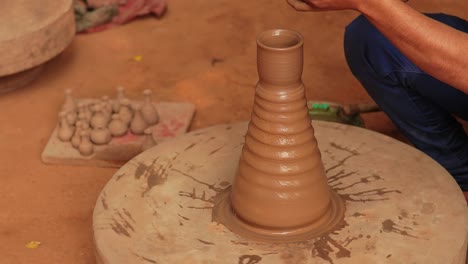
357, 0, 468, 93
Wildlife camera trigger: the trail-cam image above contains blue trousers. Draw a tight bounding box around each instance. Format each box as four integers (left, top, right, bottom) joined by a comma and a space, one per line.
344, 14, 468, 191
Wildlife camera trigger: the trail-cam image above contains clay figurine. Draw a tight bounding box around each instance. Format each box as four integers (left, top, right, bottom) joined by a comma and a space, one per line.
85, 102, 93, 120
58, 111, 75, 142
141, 89, 159, 125
66, 111, 77, 126
81, 121, 90, 131
109, 114, 128, 137
62, 89, 77, 112
141, 127, 157, 151
71, 121, 83, 148
119, 98, 133, 125
112, 86, 126, 113
91, 125, 112, 145
101, 96, 113, 119
77, 102, 86, 117
79, 131, 94, 156
91, 104, 108, 128
130, 103, 148, 135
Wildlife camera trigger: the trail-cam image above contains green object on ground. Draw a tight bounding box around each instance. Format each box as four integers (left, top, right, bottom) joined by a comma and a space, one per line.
311, 103, 330, 111
308, 101, 365, 127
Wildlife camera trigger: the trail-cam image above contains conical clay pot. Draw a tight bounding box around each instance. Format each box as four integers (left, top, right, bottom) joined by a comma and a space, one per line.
228, 29, 344, 242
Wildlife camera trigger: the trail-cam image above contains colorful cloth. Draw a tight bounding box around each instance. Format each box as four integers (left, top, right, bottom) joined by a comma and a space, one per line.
75, 0, 167, 33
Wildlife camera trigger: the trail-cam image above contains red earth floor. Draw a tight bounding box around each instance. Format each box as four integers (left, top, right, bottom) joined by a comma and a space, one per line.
0, 0, 466, 263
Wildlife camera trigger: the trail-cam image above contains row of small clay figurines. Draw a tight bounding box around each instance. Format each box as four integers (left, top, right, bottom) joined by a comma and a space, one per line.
60, 87, 159, 135
57, 87, 158, 156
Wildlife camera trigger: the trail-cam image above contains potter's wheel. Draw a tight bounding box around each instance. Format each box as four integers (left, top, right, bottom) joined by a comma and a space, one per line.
93, 121, 468, 264
0, 0, 75, 93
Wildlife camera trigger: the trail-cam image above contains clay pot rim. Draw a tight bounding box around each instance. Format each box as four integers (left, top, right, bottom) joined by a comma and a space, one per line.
257, 29, 304, 51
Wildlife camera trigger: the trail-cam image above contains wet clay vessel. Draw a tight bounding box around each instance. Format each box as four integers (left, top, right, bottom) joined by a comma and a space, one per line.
224, 29, 345, 242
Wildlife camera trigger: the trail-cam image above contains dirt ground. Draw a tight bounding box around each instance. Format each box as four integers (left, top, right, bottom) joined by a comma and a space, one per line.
0, 0, 466, 263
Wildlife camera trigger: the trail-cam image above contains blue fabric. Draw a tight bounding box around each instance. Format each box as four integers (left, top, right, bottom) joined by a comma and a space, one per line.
344, 13, 468, 191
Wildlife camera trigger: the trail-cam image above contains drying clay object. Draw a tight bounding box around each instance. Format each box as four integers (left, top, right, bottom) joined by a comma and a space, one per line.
130, 104, 148, 135
62, 89, 76, 112
101, 96, 113, 119
112, 86, 126, 113
78, 111, 86, 120
109, 114, 128, 137
102, 95, 111, 109
87, 101, 95, 112
225, 29, 344, 242
112, 101, 120, 115
57, 111, 75, 142
71, 121, 83, 149
66, 111, 77, 126
77, 102, 86, 116
91, 104, 108, 129
117, 86, 126, 99
119, 99, 133, 126
91, 126, 112, 145
84, 103, 93, 120
81, 122, 90, 131
141, 89, 159, 125
79, 131, 94, 156
141, 128, 157, 152
78, 112, 89, 128
101, 101, 112, 125
77, 103, 90, 123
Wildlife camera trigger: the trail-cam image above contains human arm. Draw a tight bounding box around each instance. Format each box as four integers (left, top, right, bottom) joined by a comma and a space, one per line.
287, 0, 468, 94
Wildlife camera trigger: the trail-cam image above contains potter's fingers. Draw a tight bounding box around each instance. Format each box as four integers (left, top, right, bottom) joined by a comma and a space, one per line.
286, 0, 318, 11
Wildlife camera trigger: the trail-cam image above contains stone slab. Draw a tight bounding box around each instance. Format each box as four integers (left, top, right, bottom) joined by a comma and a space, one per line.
93, 121, 468, 264
0, 0, 75, 77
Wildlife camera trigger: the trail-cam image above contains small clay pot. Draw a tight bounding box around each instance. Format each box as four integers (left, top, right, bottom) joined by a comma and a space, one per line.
141, 127, 157, 151
58, 111, 75, 142
130, 104, 148, 135
119, 99, 133, 126
141, 89, 159, 125
109, 114, 128, 137
79, 131, 94, 156
90, 126, 112, 145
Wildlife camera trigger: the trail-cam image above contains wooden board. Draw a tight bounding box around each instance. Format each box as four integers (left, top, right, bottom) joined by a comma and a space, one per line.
41, 100, 195, 168
93, 121, 468, 264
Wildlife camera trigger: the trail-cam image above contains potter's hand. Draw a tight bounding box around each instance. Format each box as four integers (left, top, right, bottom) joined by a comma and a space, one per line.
286, 0, 359, 11
287, 0, 468, 92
